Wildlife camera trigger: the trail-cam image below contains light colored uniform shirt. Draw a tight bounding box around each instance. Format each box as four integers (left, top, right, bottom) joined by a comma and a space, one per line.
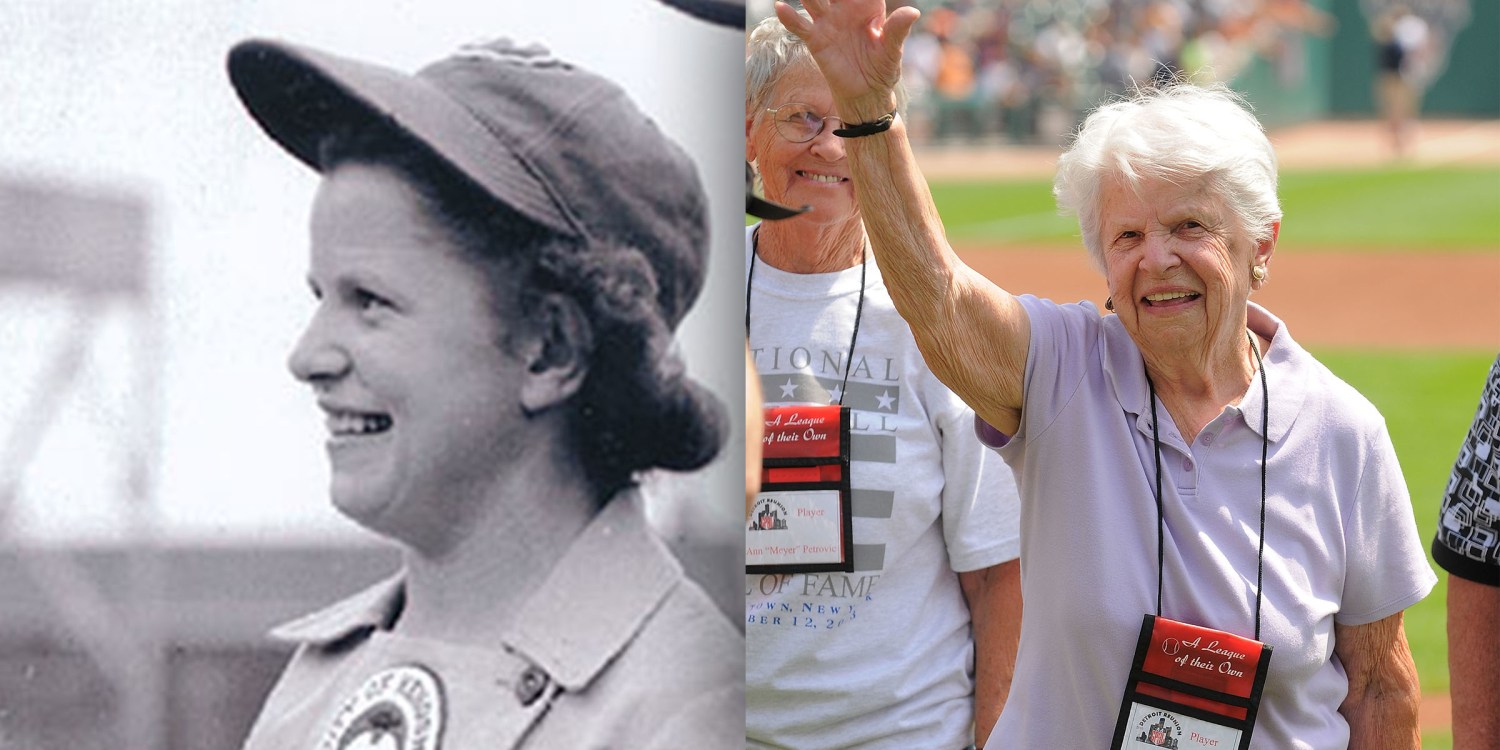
744, 225, 1022, 749
988, 297, 1435, 750
241, 491, 743, 749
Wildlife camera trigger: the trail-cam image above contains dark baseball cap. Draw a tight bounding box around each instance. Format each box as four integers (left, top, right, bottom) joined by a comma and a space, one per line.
227, 38, 709, 329
745, 162, 808, 220
658, 0, 746, 28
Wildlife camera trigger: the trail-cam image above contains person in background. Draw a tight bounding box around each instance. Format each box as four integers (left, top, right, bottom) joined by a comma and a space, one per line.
227, 37, 741, 748
1372, 4, 1431, 156
1432, 354, 1500, 749
776, 0, 1435, 746
745, 13, 1023, 749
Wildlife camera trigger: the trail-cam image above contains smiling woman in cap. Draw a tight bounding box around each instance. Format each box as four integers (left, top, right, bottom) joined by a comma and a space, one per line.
226, 37, 740, 749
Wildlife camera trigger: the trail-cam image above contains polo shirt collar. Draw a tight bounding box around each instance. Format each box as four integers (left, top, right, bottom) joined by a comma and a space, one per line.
269, 489, 681, 691
1239, 302, 1305, 443
1100, 301, 1305, 444
507, 489, 681, 690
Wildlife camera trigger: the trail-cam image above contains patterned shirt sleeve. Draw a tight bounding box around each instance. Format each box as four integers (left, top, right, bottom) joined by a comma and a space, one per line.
1432, 354, 1500, 586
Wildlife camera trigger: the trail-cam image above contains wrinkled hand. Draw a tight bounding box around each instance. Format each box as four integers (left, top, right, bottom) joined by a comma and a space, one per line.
774, 0, 919, 114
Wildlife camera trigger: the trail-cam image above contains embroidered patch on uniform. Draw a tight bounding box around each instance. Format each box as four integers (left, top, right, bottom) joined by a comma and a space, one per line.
318, 665, 445, 750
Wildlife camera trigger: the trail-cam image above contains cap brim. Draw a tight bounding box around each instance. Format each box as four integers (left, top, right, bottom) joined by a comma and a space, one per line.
226, 39, 576, 238
746, 193, 807, 220
656, 0, 745, 28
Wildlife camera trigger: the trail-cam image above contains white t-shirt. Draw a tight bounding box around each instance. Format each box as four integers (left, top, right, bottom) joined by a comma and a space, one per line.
989, 296, 1436, 749
744, 226, 1022, 749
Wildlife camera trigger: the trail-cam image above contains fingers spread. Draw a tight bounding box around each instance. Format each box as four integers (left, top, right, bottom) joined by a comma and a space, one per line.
774, 1, 813, 37
884, 5, 921, 51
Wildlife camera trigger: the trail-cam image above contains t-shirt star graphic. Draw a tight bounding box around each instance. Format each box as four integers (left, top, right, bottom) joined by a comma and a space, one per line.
779, 379, 799, 398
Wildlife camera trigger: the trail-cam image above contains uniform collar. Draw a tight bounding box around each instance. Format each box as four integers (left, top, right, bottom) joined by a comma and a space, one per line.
1102, 301, 1305, 444
269, 490, 682, 691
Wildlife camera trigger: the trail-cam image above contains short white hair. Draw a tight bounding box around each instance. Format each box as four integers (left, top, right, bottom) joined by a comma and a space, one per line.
745, 12, 906, 123
746, 13, 815, 120
1054, 82, 1282, 271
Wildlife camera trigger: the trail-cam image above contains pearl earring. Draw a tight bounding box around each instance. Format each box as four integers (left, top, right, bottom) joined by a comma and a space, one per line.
1251, 265, 1267, 281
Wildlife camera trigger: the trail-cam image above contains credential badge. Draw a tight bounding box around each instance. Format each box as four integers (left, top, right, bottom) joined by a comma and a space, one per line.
318, 665, 445, 750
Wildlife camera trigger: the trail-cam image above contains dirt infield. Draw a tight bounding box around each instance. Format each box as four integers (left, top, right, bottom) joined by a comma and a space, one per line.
930, 119, 1500, 350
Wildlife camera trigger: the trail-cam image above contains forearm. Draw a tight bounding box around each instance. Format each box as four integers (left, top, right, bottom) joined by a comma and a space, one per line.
960, 560, 1022, 748
745, 344, 763, 516
838, 110, 1028, 428
837, 97, 957, 325
775, 0, 1029, 431
1336, 616, 1421, 749
1448, 576, 1500, 748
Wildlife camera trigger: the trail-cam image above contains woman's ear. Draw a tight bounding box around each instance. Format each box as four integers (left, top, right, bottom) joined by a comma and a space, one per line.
520, 293, 593, 415
1250, 221, 1280, 291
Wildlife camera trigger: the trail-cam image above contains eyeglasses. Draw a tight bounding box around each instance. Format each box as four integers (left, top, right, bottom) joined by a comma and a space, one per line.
765, 102, 845, 143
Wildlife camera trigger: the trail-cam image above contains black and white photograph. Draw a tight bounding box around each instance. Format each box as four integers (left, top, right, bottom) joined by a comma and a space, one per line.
0, 2, 746, 747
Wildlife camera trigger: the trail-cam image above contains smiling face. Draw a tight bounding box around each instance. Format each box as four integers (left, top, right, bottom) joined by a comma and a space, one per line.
1098, 174, 1275, 360
746, 63, 857, 227
289, 162, 534, 549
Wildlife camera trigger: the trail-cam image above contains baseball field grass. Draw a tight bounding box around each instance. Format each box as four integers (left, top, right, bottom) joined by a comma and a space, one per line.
933, 165, 1500, 252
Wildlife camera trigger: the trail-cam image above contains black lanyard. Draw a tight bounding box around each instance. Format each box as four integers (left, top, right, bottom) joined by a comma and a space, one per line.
1146, 330, 1270, 639
745, 228, 867, 407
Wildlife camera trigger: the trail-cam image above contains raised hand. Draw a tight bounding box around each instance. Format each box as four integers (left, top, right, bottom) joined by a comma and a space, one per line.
773, 0, 919, 118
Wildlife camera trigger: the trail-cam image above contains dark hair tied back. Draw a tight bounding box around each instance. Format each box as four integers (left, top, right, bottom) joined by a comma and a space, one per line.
530, 241, 728, 496
318, 124, 726, 498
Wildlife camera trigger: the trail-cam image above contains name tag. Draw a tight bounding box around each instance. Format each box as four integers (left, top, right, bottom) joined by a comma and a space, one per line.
746, 404, 853, 574
1111, 615, 1272, 750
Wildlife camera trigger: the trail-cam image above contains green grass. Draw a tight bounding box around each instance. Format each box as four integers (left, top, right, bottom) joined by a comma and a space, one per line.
1310, 349, 1494, 696
1279, 168, 1500, 250
1424, 728, 1453, 750
931, 165, 1500, 251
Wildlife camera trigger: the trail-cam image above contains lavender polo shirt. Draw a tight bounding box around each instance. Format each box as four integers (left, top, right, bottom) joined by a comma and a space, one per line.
985, 297, 1435, 750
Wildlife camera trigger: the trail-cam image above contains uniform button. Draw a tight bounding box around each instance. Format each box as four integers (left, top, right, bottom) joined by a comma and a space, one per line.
516, 665, 549, 706
1202, 434, 1213, 446
1182, 458, 1193, 472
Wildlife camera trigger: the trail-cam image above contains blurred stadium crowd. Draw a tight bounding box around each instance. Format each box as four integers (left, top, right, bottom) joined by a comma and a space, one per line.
749, 0, 1473, 145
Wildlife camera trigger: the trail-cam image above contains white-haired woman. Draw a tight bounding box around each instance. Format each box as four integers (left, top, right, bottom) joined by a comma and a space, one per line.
776, 1, 1434, 748
744, 13, 1021, 750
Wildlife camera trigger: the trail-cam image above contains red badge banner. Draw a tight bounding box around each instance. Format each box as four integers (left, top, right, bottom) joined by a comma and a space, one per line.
1111, 615, 1272, 750
747, 405, 853, 574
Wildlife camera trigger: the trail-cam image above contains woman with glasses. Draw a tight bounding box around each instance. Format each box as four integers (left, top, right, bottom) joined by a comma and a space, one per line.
744, 13, 1021, 750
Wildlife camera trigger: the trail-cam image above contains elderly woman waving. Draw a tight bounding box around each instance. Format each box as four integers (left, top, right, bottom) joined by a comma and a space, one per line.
776, 2, 1435, 748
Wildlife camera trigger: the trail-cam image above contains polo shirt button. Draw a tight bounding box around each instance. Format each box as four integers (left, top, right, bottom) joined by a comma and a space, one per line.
516, 665, 549, 706
1182, 458, 1193, 472
1202, 434, 1213, 445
